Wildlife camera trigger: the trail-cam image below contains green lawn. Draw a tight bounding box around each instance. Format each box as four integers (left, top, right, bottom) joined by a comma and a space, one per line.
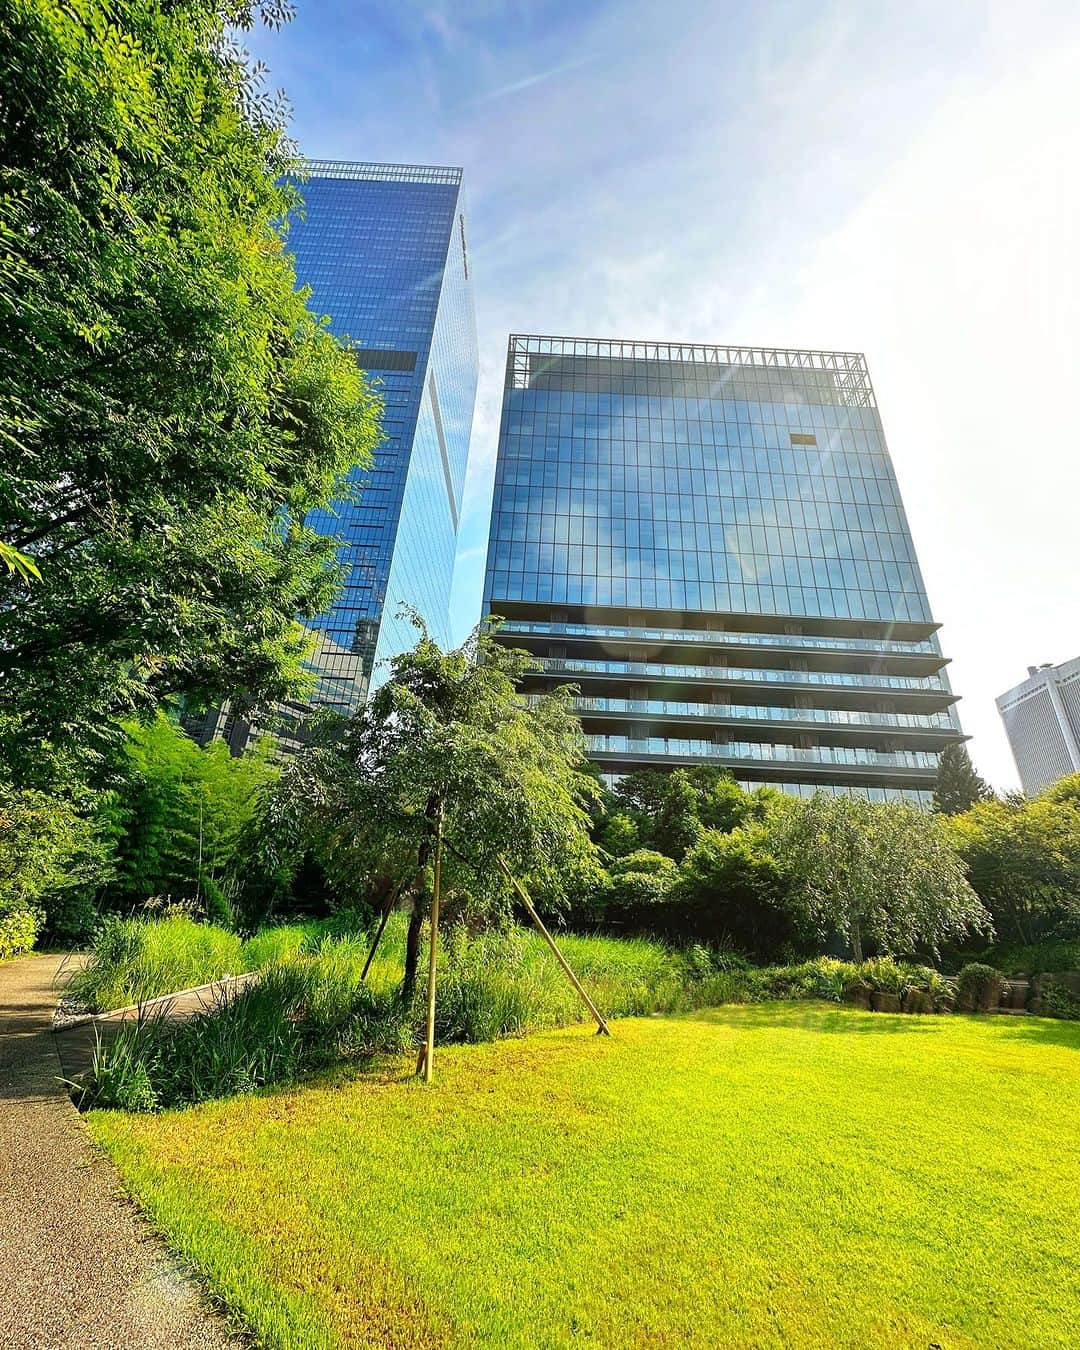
89, 1005, 1080, 1349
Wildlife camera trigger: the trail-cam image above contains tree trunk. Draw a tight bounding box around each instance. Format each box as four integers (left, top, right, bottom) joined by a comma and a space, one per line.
402, 899, 426, 1004
850, 915, 864, 965
400, 793, 442, 1004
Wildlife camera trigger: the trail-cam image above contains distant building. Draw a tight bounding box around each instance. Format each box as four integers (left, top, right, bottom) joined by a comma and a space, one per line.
481, 335, 965, 803
997, 658, 1080, 794
190, 160, 478, 751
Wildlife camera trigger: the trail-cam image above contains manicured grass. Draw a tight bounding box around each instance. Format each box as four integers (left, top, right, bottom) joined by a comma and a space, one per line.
88, 1006, 1080, 1348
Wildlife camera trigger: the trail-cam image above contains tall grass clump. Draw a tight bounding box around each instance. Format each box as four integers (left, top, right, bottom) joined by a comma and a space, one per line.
68, 915, 244, 1012
240, 921, 323, 970
67, 912, 380, 1014
77, 936, 412, 1111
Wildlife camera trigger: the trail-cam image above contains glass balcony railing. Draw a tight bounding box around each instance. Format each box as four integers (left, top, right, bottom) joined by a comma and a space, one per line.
498, 618, 938, 656
585, 735, 940, 770
733, 778, 934, 807
546, 694, 956, 731
533, 655, 947, 691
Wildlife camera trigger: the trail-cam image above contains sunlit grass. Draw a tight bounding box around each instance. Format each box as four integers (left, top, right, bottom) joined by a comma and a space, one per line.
89, 1006, 1080, 1348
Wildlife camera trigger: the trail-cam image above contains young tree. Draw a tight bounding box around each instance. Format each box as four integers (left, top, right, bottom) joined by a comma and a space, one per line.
605, 849, 679, 910
279, 615, 603, 1001
0, 0, 381, 786
613, 770, 672, 827
933, 743, 995, 815
0, 785, 113, 949
652, 769, 704, 861
945, 781, 1080, 943
675, 824, 794, 957
772, 794, 990, 961
102, 713, 278, 918
596, 811, 640, 859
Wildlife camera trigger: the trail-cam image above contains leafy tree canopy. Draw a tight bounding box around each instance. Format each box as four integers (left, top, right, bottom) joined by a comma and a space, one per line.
675, 824, 793, 958
608, 764, 775, 861
772, 793, 990, 962
259, 615, 603, 997
100, 711, 278, 921
945, 775, 1080, 944
0, 0, 381, 785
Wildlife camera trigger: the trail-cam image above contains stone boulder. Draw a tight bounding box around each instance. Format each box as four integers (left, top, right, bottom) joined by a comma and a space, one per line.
1002, 979, 1030, 1011
871, 991, 902, 1014
843, 983, 873, 1011
902, 989, 934, 1014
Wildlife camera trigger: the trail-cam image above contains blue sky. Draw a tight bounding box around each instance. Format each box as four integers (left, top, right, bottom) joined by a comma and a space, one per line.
248, 1, 1080, 788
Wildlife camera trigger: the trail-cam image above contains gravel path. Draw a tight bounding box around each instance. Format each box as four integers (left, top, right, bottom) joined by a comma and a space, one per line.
0, 954, 239, 1350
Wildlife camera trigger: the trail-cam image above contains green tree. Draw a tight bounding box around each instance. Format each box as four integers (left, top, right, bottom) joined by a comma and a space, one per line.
946, 778, 1080, 943
103, 713, 277, 919
0, 0, 380, 786
613, 770, 672, 827
596, 810, 640, 859
276, 615, 603, 1000
675, 824, 793, 957
933, 743, 995, 815
0, 785, 112, 949
605, 849, 678, 910
610, 765, 762, 859
772, 794, 990, 961
652, 769, 704, 861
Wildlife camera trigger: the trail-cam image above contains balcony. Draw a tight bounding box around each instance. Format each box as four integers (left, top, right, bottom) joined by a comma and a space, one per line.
551, 694, 958, 734
499, 618, 939, 657
533, 655, 948, 692
584, 735, 941, 771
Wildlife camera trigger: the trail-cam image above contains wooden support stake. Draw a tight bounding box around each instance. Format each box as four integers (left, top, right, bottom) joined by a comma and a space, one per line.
419, 806, 444, 1082
361, 883, 399, 983
495, 855, 611, 1036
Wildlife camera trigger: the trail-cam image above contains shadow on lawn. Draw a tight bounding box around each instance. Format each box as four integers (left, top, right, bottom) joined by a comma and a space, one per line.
689, 1002, 1080, 1047
986, 1015, 1080, 1051
675, 1002, 936, 1036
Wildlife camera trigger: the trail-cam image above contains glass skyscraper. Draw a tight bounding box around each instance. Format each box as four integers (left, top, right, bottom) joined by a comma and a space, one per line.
296, 160, 478, 710
189, 161, 478, 752
482, 335, 964, 803
997, 657, 1080, 794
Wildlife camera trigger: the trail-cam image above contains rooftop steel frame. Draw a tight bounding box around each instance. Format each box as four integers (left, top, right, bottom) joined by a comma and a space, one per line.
302, 160, 463, 185
505, 334, 877, 408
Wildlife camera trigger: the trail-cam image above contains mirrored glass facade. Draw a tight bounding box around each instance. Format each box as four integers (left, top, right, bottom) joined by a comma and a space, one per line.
483, 336, 965, 801
295, 160, 478, 710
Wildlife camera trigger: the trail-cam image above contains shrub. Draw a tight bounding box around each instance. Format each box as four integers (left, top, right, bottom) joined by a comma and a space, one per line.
606, 850, 679, 908
955, 963, 1006, 1012
672, 826, 794, 958
0, 786, 112, 946
1041, 983, 1080, 1021
973, 939, 1080, 976
0, 906, 39, 961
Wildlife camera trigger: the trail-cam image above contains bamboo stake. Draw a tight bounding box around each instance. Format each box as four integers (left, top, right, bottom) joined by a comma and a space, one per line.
495, 855, 611, 1036
418, 805, 444, 1082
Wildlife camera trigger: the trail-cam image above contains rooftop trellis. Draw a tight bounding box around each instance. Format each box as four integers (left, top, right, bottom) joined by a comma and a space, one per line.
302, 160, 463, 186
505, 334, 877, 408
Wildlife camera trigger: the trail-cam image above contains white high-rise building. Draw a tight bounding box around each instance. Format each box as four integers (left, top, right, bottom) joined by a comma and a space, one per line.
996, 657, 1080, 795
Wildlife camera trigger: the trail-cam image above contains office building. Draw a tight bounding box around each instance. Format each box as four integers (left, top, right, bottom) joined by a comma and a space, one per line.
482, 335, 964, 803
189, 160, 478, 750
997, 658, 1080, 794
